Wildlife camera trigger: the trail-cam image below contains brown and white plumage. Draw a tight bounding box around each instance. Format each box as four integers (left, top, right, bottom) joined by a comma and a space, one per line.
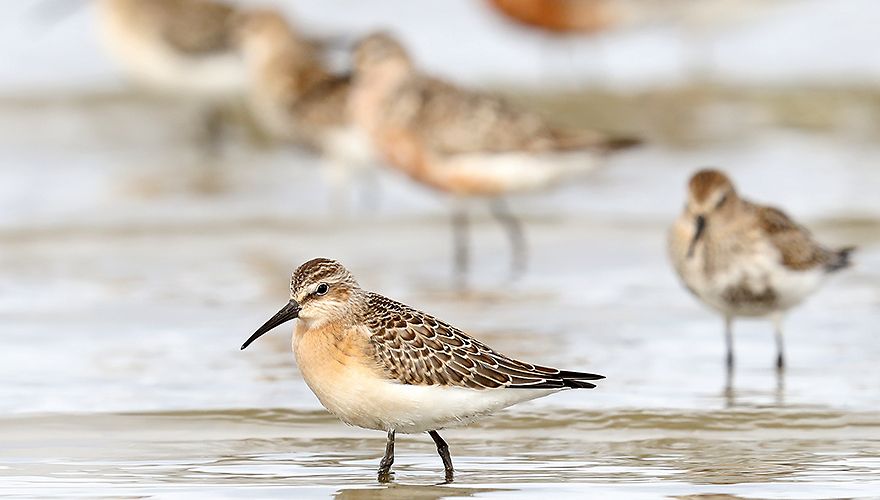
365, 292, 601, 390
97, 0, 245, 97
234, 10, 376, 205
350, 32, 639, 197
753, 206, 853, 273
349, 33, 639, 280
234, 9, 329, 142
669, 168, 854, 369
241, 258, 602, 479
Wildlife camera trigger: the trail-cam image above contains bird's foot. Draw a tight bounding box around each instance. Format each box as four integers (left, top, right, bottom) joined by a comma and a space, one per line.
442, 467, 454, 484
377, 469, 394, 484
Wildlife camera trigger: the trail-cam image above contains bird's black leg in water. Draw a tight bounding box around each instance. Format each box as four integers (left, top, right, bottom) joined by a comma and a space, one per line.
378, 429, 395, 482
429, 430, 454, 482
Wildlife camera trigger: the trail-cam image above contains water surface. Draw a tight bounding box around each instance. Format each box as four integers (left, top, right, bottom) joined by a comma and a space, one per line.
0, 94, 878, 498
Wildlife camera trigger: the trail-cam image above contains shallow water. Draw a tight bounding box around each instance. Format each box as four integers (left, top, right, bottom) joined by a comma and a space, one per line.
3, 409, 880, 498
0, 95, 879, 498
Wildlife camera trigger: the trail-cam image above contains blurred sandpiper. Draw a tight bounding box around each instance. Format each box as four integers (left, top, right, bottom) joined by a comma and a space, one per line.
669, 168, 854, 370
96, 0, 246, 151
240, 258, 604, 482
97, 0, 244, 97
349, 32, 640, 282
234, 9, 376, 210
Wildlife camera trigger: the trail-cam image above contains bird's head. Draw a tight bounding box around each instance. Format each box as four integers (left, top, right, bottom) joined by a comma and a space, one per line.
241, 258, 361, 350
683, 168, 738, 257
352, 31, 413, 79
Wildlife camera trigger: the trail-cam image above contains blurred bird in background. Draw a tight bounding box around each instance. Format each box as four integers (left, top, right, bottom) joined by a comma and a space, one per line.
349, 32, 640, 285
96, 0, 246, 154
234, 8, 377, 214
669, 169, 855, 372
486, 0, 793, 82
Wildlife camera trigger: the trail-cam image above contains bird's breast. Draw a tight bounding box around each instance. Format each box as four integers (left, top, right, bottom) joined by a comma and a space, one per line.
292, 323, 390, 430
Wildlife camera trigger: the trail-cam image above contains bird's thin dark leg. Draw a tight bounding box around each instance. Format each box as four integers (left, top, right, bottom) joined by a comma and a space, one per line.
490, 198, 526, 279
428, 430, 454, 482
724, 315, 735, 371
773, 314, 785, 371
452, 205, 470, 288
775, 365, 786, 406
377, 429, 395, 482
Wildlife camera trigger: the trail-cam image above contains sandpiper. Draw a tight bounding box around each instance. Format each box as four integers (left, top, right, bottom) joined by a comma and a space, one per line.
97, 0, 244, 97
240, 258, 603, 482
349, 32, 640, 282
96, 0, 246, 151
235, 9, 376, 209
669, 168, 854, 370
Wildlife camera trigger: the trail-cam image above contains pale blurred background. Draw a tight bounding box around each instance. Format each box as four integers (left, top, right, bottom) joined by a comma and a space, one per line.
0, 1, 878, 498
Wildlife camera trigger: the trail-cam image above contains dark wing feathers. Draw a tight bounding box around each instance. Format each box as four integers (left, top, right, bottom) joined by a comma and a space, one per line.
364, 293, 603, 390
755, 205, 854, 273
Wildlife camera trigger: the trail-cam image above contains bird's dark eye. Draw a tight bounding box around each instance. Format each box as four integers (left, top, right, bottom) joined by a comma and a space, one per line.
315, 283, 329, 296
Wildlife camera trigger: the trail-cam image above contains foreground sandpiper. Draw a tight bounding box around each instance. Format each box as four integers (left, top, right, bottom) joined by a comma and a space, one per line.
241, 258, 603, 482
349, 33, 640, 281
669, 168, 854, 370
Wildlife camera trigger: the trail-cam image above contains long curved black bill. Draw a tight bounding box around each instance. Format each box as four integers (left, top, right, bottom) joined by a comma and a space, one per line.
687, 215, 706, 258
241, 300, 300, 350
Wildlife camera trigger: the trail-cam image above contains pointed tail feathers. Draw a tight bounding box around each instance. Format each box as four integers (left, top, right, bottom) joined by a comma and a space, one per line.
558, 369, 605, 390
601, 135, 643, 152
551, 128, 643, 152
826, 246, 855, 273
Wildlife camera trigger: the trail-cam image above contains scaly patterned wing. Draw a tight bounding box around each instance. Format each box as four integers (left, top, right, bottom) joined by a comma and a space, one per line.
364, 293, 603, 390
384, 77, 637, 156
755, 205, 835, 271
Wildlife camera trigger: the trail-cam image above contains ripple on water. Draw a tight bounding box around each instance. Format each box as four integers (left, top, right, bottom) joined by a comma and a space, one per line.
0, 408, 879, 497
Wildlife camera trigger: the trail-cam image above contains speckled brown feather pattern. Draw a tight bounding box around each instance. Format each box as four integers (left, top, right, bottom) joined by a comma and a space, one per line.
381, 76, 632, 156
750, 203, 845, 272
290, 74, 353, 130
362, 293, 603, 390
721, 281, 778, 309
670, 168, 854, 321
113, 0, 239, 55
236, 11, 355, 149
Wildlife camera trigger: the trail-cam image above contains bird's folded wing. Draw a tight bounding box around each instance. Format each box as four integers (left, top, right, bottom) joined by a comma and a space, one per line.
160, 0, 237, 55
292, 74, 352, 127
755, 205, 831, 271
365, 293, 603, 390
385, 77, 632, 156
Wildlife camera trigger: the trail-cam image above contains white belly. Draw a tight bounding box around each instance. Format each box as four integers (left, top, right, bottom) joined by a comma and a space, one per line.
292, 331, 554, 434
437, 150, 604, 194
320, 126, 377, 167
679, 239, 825, 317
